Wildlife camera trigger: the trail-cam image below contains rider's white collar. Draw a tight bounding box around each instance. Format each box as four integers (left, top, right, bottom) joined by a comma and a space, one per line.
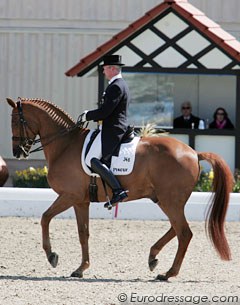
108, 73, 122, 84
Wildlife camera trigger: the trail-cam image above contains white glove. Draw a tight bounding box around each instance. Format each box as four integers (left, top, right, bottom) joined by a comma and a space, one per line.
81, 110, 88, 122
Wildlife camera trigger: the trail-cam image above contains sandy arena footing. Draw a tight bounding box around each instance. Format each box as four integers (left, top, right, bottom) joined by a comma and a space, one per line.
0, 217, 239, 305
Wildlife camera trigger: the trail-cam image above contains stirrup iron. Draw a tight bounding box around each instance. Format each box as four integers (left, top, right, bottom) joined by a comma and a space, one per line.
104, 190, 128, 210
105, 195, 112, 210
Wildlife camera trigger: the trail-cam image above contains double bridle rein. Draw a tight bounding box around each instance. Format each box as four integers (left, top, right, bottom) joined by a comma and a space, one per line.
12, 98, 85, 155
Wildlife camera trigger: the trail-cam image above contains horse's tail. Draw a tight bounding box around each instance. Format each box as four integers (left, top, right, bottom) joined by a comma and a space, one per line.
198, 152, 233, 261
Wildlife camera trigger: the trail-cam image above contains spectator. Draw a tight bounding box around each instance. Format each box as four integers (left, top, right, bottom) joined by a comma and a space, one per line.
209, 107, 234, 129
173, 101, 201, 129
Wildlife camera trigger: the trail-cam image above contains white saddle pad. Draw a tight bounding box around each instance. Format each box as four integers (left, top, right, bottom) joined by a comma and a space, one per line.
81, 129, 140, 176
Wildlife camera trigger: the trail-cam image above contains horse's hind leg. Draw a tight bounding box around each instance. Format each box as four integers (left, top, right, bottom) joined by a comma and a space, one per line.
148, 226, 176, 271
156, 208, 192, 281
41, 194, 73, 268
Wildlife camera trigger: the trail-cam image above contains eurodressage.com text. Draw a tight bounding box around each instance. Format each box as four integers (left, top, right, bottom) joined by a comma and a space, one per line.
117, 292, 239, 304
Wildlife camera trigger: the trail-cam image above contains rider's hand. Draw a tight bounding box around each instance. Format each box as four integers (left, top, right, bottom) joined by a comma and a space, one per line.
81, 110, 88, 122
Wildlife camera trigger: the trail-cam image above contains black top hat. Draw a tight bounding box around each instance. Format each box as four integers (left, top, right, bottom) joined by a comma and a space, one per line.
102, 55, 124, 66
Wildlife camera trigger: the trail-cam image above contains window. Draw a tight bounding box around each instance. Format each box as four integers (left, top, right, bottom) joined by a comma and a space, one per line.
123, 72, 236, 128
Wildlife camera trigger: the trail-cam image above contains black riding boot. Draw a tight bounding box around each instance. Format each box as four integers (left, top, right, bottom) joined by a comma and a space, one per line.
90, 157, 128, 209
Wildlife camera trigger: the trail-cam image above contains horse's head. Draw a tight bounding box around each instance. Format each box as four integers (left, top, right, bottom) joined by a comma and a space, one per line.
6, 98, 38, 159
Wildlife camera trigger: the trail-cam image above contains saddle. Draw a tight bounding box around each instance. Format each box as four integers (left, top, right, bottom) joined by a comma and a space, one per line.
85, 125, 135, 159
82, 126, 139, 202
121, 125, 135, 143
82, 126, 139, 177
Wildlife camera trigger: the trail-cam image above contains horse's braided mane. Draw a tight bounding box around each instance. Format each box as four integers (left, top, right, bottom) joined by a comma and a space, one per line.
21, 98, 76, 128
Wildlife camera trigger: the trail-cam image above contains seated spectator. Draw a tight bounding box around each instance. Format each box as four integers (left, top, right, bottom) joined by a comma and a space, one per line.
173, 101, 201, 129
209, 107, 234, 129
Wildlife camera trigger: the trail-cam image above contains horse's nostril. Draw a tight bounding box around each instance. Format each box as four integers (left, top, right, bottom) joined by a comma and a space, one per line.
13, 148, 18, 156
13, 146, 23, 158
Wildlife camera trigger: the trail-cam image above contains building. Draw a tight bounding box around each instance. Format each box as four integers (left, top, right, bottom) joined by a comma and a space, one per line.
66, 0, 240, 173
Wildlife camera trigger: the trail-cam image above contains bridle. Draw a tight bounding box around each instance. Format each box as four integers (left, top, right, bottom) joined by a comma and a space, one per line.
12, 98, 86, 155
12, 99, 39, 156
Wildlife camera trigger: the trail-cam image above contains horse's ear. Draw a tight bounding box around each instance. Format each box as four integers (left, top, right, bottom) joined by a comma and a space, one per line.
6, 98, 17, 108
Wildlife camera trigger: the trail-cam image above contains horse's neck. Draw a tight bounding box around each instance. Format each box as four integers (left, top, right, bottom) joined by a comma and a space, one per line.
27, 99, 76, 163
40, 117, 73, 156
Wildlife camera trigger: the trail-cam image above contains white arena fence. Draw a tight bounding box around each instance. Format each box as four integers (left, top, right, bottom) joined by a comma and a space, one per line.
0, 188, 239, 221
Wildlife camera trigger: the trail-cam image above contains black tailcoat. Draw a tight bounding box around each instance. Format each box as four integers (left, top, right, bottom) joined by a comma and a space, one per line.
86, 78, 130, 162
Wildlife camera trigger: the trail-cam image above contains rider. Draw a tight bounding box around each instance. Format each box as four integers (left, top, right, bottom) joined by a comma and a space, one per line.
81, 54, 130, 208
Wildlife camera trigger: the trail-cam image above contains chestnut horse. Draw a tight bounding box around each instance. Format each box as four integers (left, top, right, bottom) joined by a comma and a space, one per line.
0, 156, 9, 186
7, 97, 233, 281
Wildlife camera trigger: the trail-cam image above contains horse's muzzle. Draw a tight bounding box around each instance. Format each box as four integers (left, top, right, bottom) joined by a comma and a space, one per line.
13, 145, 29, 159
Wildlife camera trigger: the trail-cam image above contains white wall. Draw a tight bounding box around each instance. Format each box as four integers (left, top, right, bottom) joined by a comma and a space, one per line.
0, 188, 239, 221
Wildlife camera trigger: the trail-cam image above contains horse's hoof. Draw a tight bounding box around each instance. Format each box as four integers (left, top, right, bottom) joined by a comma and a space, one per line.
71, 270, 83, 278
149, 258, 158, 271
155, 274, 168, 281
48, 252, 59, 268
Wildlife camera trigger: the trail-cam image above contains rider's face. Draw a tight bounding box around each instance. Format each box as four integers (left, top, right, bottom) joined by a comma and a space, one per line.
103, 65, 117, 80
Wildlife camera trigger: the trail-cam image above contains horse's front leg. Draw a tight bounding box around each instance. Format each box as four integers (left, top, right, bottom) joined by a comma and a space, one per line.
41, 194, 73, 268
71, 202, 90, 278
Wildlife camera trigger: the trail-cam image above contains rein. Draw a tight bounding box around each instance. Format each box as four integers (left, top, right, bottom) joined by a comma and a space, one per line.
13, 98, 87, 155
